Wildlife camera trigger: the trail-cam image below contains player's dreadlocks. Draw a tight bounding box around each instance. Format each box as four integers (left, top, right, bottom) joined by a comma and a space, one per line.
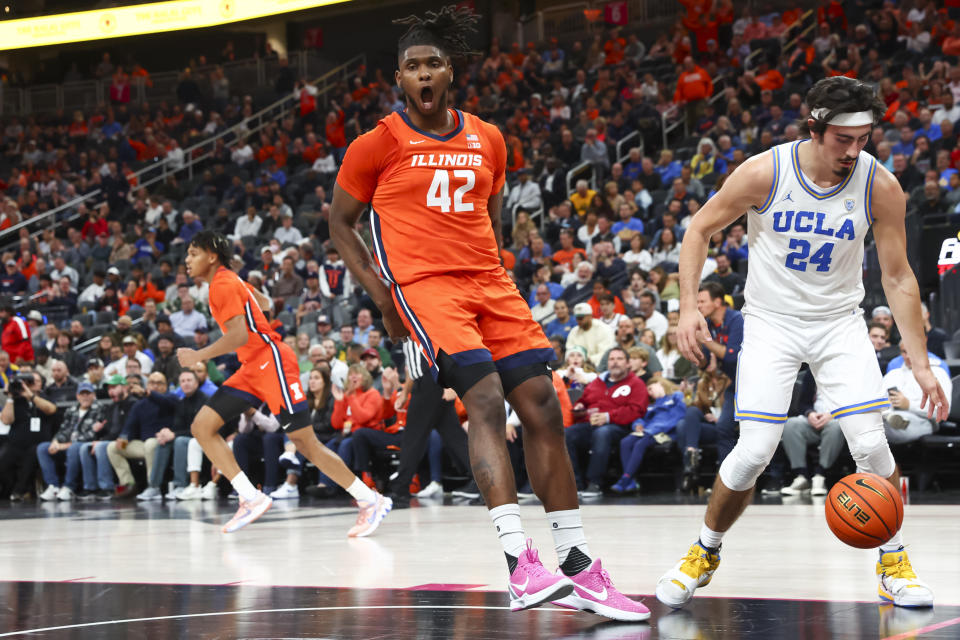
393, 4, 481, 60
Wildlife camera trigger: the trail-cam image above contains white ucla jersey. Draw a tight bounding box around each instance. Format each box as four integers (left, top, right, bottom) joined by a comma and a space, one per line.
744, 140, 878, 318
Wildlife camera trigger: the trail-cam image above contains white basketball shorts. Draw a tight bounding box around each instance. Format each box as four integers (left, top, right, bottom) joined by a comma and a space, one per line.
734, 308, 891, 424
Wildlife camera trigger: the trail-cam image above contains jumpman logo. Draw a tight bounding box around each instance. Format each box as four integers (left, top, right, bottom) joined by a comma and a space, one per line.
780, 190, 794, 204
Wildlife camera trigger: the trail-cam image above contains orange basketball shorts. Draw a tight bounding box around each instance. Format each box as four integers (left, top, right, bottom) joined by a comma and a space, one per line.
221, 340, 308, 417
391, 267, 555, 380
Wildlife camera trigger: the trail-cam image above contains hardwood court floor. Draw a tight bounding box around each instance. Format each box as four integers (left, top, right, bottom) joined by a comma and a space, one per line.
1, 494, 959, 638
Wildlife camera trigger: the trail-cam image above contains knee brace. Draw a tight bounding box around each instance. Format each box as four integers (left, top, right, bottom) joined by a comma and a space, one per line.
839, 412, 895, 478
718, 420, 784, 491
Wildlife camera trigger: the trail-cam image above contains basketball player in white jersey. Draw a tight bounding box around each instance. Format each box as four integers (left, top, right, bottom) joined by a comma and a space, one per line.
655, 76, 948, 609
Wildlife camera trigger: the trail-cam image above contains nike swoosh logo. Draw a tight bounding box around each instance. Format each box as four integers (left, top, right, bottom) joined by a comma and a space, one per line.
855, 478, 889, 501
409, 140, 425, 145
260, 362, 269, 370
576, 583, 608, 600
510, 576, 529, 592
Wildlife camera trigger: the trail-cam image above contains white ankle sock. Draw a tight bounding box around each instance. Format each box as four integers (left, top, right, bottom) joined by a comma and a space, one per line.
230, 472, 260, 502
347, 477, 377, 504
699, 523, 724, 550
489, 503, 526, 558
880, 531, 904, 553
547, 509, 590, 565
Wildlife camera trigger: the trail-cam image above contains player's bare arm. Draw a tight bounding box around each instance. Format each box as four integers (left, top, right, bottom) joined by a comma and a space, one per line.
329, 183, 409, 341
177, 315, 248, 369
870, 166, 949, 421
677, 151, 773, 364
487, 186, 505, 253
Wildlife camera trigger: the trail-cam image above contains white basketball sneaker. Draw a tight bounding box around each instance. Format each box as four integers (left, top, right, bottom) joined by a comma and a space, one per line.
656, 541, 721, 608
877, 547, 934, 608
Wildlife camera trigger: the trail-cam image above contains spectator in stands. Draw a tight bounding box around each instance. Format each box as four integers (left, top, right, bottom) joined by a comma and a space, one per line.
104, 335, 153, 378
142, 370, 208, 500
674, 56, 713, 130
568, 179, 597, 217
36, 382, 104, 502
703, 252, 744, 296
0, 260, 26, 295
0, 371, 56, 500
869, 321, 900, 373
50, 256, 78, 290
172, 210, 203, 246
505, 168, 542, 214
544, 298, 576, 340
331, 363, 385, 474
920, 302, 949, 359
612, 380, 686, 493
169, 295, 207, 338
580, 128, 610, 181
106, 371, 172, 499
871, 304, 900, 345
45, 359, 78, 403
0, 304, 33, 365
636, 291, 668, 342
561, 260, 596, 306
565, 347, 649, 496
882, 342, 953, 444
233, 405, 284, 495
778, 370, 842, 497
566, 302, 616, 369
274, 212, 305, 246
695, 282, 742, 461
530, 284, 556, 325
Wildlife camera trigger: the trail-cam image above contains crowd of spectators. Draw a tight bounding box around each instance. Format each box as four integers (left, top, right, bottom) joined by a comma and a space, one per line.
0, 0, 958, 503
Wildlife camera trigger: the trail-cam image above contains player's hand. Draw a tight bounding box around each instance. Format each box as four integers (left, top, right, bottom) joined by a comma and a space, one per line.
678, 309, 711, 365
177, 348, 201, 369
380, 304, 409, 342
913, 366, 948, 420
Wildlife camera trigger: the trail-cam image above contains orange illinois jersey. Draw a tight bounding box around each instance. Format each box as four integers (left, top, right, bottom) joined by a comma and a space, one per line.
336, 109, 507, 286
209, 266, 283, 364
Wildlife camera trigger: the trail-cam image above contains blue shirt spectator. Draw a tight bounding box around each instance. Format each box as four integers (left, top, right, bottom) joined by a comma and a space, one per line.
176, 211, 203, 245
527, 281, 565, 306
655, 156, 682, 187
134, 235, 165, 262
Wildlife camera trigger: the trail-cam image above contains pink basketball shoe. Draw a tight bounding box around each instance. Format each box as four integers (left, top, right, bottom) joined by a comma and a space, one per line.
508, 539, 575, 611
552, 557, 651, 621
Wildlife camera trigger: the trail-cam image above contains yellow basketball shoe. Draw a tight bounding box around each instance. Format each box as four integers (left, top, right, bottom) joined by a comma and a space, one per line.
655, 541, 721, 608
877, 547, 933, 608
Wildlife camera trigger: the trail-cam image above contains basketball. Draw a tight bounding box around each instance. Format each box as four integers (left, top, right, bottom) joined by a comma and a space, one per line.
825, 473, 903, 549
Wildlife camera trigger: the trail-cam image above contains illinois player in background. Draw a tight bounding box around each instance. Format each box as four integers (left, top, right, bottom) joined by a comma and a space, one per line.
329, 5, 648, 621
177, 231, 391, 535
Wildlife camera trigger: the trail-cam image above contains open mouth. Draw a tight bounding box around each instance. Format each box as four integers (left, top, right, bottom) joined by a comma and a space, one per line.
420, 86, 434, 110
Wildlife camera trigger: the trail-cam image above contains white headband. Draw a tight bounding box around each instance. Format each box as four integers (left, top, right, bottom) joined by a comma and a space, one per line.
811, 107, 874, 127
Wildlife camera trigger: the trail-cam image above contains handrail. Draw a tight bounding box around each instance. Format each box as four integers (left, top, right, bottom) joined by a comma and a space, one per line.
661, 103, 685, 150
0, 53, 366, 252
565, 160, 595, 196
615, 130, 641, 164
742, 9, 814, 69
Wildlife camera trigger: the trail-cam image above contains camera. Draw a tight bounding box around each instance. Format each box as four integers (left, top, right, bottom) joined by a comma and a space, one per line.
8, 373, 34, 396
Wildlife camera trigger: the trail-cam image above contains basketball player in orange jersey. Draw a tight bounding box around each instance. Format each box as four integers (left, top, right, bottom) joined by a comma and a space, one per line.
176, 231, 392, 535
329, 7, 648, 620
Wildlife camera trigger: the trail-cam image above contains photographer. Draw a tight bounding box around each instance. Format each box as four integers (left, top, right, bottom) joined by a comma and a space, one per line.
0, 371, 57, 500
